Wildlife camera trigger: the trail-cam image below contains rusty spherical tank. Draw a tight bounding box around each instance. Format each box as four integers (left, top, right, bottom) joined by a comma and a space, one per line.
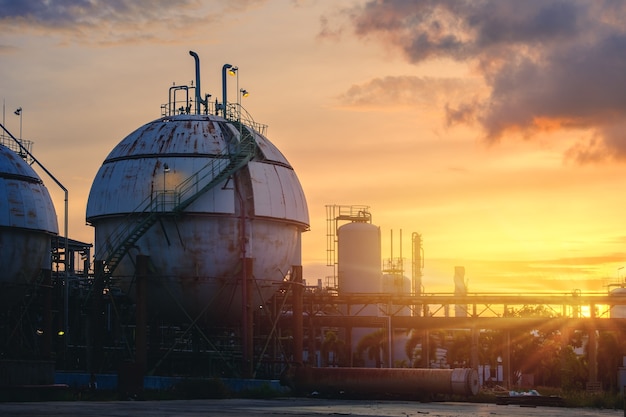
86, 114, 309, 323
0, 144, 58, 307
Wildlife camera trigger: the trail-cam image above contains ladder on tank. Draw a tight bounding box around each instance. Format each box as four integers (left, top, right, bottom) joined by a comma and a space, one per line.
95, 124, 257, 278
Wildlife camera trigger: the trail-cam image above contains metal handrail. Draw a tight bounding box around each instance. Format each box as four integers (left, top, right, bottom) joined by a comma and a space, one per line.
96, 131, 256, 276
160, 99, 268, 136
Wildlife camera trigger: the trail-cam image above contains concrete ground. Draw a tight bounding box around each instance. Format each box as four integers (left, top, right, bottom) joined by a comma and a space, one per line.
0, 398, 623, 417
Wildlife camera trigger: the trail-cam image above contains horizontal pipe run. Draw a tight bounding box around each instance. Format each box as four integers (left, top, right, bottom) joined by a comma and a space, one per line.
289, 367, 479, 397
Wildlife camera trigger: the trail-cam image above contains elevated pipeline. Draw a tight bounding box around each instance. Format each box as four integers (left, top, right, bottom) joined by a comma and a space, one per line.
284, 367, 479, 398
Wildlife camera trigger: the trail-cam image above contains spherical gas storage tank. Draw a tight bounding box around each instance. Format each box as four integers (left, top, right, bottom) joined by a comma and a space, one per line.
86, 114, 309, 323
0, 144, 58, 308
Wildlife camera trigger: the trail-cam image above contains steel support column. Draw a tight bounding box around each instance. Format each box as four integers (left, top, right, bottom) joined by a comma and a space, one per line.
88, 261, 105, 375
42, 269, 53, 359
504, 330, 511, 389
470, 326, 479, 371
291, 265, 303, 365
135, 255, 148, 373
242, 257, 254, 378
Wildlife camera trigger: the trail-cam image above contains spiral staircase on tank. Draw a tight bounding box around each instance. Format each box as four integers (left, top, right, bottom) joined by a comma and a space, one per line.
95, 122, 257, 282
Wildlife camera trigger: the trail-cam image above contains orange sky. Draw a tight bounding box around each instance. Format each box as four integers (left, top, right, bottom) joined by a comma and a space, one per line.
2, 1, 626, 294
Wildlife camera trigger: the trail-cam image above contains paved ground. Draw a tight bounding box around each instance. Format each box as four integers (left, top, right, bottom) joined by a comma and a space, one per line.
0, 398, 623, 417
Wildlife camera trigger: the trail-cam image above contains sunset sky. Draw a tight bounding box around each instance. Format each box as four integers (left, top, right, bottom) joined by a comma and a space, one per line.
2, 0, 626, 294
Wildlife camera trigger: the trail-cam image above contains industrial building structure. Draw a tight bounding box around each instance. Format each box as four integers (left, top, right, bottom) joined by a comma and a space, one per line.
2, 52, 626, 397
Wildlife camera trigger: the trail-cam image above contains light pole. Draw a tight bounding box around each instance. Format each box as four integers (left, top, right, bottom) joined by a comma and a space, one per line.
14, 107, 22, 139
221, 64, 237, 119
163, 163, 169, 191
230, 66, 238, 120
239, 89, 249, 122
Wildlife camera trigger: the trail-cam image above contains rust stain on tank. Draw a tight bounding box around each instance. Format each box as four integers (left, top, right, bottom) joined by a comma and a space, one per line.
190, 121, 199, 136
206, 120, 216, 135
157, 128, 176, 153
121, 137, 140, 155
100, 165, 113, 180
9, 203, 24, 217
151, 160, 163, 178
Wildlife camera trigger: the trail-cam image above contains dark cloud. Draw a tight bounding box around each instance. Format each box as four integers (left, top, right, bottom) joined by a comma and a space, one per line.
0, 0, 192, 26
336, 75, 478, 111
0, 0, 267, 44
0, 44, 17, 53
340, 0, 626, 163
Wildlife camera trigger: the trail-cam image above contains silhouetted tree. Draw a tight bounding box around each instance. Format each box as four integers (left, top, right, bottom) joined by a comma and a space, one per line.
534, 335, 562, 386
401, 305, 599, 390
447, 331, 471, 367
561, 344, 587, 391
405, 329, 421, 367
321, 330, 347, 367
597, 331, 623, 392
356, 329, 388, 368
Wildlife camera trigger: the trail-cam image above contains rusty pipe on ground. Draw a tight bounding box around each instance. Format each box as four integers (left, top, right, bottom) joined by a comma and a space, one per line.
286, 367, 479, 397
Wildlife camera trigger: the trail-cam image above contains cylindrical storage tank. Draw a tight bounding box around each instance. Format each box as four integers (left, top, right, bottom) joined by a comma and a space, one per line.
382, 273, 411, 295
610, 287, 626, 318
86, 114, 309, 323
454, 266, 468, 318
290, 367, 479, 397
337, 222, 381, 294
381, 273, 411, 364
337, 222, 381, 366
382, 273, 411, 317
0, 145, 58, 308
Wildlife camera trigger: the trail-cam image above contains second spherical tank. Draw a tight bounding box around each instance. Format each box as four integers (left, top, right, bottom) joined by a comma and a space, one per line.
86, 114, 309, 323
0, 144, 58, 308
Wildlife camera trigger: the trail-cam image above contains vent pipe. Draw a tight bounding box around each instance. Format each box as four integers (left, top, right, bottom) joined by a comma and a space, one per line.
189, 51, 206, 115
222, 64, 233, 118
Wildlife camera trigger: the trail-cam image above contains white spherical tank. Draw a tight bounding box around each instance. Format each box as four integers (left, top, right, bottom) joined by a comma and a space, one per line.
86, 114, 309, 323
0, 145, 58, 307
337, 222, 381, 294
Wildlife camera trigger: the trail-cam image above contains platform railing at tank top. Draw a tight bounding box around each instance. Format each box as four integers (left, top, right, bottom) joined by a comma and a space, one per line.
225, 103, 268, 136
161, 99, 267, 136
0, 132, 34, 163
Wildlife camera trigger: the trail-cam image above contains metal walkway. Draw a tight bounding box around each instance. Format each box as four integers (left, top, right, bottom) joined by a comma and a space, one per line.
96, 123, 256, 277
